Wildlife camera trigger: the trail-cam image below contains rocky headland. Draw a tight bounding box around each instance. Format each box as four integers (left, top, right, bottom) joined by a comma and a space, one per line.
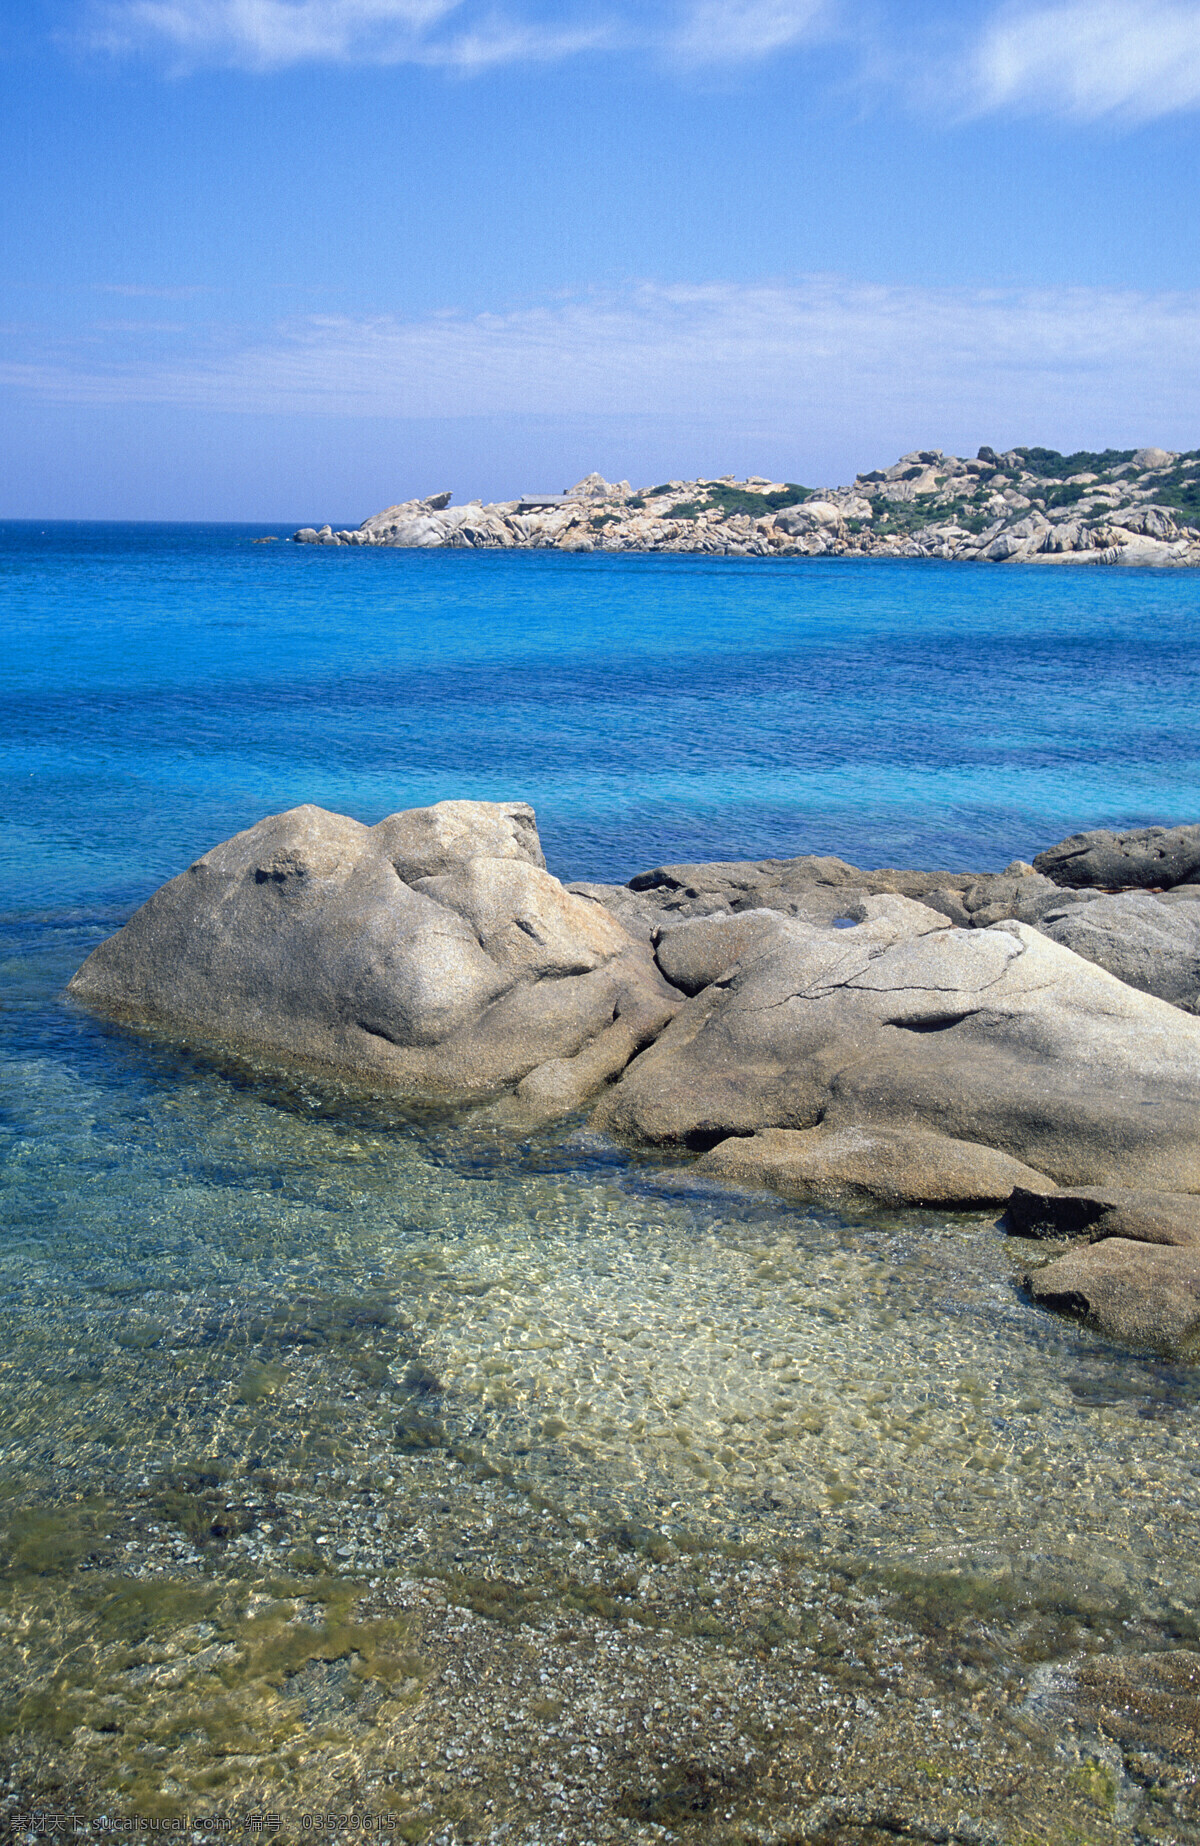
69, 805, 1200, 1358
293, 442, 1200, 566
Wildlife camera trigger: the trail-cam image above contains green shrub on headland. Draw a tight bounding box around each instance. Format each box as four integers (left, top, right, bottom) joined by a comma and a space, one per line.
1007, 446, 1138, 478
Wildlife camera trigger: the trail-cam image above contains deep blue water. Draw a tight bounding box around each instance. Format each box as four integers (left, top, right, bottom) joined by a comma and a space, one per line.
4, 522, 1199, 919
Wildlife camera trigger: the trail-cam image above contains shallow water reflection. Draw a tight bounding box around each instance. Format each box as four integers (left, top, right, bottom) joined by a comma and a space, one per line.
2, 958, 1199, 1839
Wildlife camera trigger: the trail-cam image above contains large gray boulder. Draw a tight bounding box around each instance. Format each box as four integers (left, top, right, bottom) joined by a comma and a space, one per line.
68, 801, 679, 1111
592, 896, 1200, 1191
1036, 890, 1200, 1013
1033, 823, 1200, 890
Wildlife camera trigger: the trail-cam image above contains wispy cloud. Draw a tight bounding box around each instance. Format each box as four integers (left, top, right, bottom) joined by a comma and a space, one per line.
82, 0, 839, 71
85, 0, 612, 70
3, 278, 1197, 456
79, 0, 1200, 126
671, 0, 833, 65
965, 0, 1200, 122
97, 282, 214, 299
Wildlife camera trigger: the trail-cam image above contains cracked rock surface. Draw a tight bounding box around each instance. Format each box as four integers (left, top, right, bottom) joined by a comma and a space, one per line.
593, 895, 1200, 1192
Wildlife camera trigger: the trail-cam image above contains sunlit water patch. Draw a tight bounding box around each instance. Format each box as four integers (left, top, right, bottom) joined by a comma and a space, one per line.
3, 957, 1200, 1838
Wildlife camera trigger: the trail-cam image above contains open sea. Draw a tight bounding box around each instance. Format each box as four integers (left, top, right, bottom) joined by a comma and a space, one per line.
3, 523, 1200, 1842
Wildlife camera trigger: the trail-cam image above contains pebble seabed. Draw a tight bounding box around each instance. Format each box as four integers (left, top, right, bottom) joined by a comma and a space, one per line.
2, 1020, 1200, 1845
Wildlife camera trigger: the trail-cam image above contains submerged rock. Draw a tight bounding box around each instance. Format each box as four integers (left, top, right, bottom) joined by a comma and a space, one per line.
695, 1123, 1053, 1209
1053, 1649, 1200, 1758
67, 800, 678, 1109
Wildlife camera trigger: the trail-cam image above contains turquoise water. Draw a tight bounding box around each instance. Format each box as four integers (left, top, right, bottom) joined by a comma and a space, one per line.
3, 525, 1200, 1839
5, 523, 1200, 913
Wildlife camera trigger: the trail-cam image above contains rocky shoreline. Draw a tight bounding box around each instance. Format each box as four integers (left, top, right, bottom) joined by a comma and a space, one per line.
293, 442, 1200, 566
68, 804, 1200, 1358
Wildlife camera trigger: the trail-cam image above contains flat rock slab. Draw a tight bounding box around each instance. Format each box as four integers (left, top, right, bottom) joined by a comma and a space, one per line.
68, 800, 679, 1111
1007, 1185, 1200, 1246
1034, 822, 1200, 890
696, 1124, 1054, 1209
624, 855, 978, 923
595, 897, 1200, 1191
1026, 1238, 1200, 1352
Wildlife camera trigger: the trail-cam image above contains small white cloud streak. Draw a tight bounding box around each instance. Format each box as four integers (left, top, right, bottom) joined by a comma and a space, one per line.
671, 0, 831, 64
98, 282, 214, 298
93, 0, 461, 68
3, 279, 1198, 459
968, 0, 1200, 121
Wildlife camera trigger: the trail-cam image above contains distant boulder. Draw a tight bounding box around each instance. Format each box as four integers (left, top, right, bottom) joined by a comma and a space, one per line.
774, 501, 841, 535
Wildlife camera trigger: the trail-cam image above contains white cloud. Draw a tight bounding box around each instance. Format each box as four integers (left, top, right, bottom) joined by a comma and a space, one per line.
83, 0, 838, 70
68, 0, 1200, 113
671, 0, 832, 64
3, 277, 1198, 461
968, 0, 1200, 121
87, 0, 615, 70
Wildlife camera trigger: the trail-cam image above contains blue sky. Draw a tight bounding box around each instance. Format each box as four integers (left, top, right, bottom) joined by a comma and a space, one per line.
3, 0, 1200, 517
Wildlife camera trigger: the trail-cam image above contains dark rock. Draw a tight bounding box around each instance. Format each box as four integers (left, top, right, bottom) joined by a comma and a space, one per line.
625, 854, 977, 921
959, 870, 1099, 929
1055, 1649, 1200, 1757
1033, 823, 1200, 890
1006, 1185, 1200, 1246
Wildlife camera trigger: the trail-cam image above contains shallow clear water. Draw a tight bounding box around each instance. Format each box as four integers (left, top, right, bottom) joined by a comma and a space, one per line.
3, 527, 1200, 1840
